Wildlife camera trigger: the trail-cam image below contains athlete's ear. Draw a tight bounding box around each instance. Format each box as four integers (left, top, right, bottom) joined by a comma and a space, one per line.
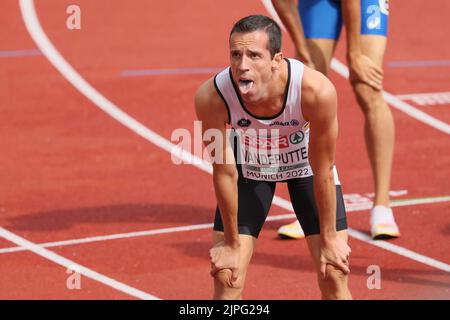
272, 52, 284, 70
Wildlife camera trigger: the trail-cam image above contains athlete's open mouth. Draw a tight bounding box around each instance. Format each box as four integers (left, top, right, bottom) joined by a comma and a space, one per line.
238, 79, 254, 94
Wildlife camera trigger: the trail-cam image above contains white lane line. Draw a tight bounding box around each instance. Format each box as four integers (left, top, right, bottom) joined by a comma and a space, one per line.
269, 197, 450, 273
396, 91, 450, 107
342, 195, 450, 212
18, 0, 211, 175
261, 0, 450, 135
387, 60, 450, 68
0, 227, 159, 300
0, 223, 214, 254
19, 0, 449, 279
18, 0, 161, 301
349, 229, 450, 272
121, 67, 223, 77
0, 48, 42, 58
1, 196, 449, 273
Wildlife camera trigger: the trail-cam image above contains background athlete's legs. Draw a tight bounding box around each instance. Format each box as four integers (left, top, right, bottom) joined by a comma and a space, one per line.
351, 35, 399, 238
212, 232, 255, 300
352, 35, 394, 207
280, 35, 398, 239
297, 0, 341, 75
305, 39, 338, 75
306, 231, 352, 299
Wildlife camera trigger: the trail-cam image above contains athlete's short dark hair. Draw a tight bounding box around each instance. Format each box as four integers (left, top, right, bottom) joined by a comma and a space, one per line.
230, 15, 282, 58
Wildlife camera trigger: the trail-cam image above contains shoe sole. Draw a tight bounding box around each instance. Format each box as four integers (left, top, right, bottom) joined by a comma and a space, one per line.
277, 233, 305, 240
372, 232, 400, 240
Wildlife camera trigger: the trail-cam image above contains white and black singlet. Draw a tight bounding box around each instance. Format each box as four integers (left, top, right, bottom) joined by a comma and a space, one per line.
213, 58, 347, 237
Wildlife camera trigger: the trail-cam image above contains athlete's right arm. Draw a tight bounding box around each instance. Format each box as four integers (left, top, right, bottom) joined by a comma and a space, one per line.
195, 78, 240, 281
271, 0, 315, 68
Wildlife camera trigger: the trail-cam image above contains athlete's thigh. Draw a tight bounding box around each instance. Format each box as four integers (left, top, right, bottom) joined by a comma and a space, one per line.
298, 0, 342, 74
299, 0, 343, 39
360, 35, 386, 68
306, 39, 338, 75
213, 177, 276, 238
359, 0, 390, 67
287, 176, 347, 237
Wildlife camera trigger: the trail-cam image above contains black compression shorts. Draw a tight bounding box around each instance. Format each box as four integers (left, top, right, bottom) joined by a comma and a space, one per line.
213, 175, 348, 238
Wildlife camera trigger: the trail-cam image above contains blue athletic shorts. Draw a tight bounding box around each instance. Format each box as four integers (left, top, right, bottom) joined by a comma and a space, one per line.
298, 0, 389, 39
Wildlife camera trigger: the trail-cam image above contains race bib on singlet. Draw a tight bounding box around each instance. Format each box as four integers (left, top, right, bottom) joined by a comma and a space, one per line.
236, 126, 313, 181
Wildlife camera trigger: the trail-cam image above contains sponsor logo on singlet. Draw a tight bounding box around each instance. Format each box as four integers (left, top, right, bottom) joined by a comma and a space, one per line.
243, 135, 290, 150
237, 118, 252, 127
289, 131, 304, 145
269, 119, 301, 127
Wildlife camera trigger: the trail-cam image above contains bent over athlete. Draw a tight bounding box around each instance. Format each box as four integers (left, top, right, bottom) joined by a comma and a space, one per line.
195, 15, 351, 299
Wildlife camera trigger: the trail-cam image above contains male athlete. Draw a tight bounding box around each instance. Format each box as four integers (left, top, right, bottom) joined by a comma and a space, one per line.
272, 0, 400, 240
195, 15, 351, 299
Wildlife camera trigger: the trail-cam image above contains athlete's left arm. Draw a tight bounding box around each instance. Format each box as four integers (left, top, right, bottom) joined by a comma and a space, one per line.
271, 0, 315, 68
302, 69, 338, 241
302, 68, 351, 278
341, 0, 383, 90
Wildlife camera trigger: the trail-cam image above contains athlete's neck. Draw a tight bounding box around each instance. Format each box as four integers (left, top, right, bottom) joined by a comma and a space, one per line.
244, 59, 288, 117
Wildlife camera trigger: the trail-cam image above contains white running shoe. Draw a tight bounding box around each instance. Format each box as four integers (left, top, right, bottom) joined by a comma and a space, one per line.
277, 220, 305, 239
370, 205, 400, 240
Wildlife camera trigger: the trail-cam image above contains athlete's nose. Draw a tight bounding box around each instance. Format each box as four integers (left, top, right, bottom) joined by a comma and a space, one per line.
238, 55, 250, 72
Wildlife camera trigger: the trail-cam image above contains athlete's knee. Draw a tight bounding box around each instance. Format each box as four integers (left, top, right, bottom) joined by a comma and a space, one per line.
317, 264, 350, 299
352, 82, 385, 114
213, 269, 245, 299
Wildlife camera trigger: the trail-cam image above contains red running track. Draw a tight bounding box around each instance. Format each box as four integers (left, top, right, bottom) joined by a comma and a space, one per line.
0, 0, 449, 299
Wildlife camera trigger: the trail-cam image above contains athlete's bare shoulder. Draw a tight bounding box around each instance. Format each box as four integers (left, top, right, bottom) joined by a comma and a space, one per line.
301, 65, 337, 122
195, 77, 229, 127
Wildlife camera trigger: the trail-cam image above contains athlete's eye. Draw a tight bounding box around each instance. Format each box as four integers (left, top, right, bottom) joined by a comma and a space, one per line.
231, 51, 241, 59
249, 52, 261, 59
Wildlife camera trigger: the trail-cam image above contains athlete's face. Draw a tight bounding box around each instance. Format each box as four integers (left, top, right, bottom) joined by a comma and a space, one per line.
229, 31, 283, 102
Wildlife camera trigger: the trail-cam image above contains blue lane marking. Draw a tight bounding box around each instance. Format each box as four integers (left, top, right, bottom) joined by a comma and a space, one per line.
120, 67, 223, 77
387, 60, 450, 68
0, 49, 42, 58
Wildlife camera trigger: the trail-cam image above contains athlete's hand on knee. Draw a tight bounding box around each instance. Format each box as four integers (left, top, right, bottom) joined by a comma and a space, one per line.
319, 236, 351, 279
209, 242, 240, 286
348, 53, 383, 91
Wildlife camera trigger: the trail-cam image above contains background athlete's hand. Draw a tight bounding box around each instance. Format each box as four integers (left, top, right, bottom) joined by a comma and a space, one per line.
209, 241, 240, 287
319, 236, 351, 279
348, 53, 383, 91
295, 49, 316, 70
